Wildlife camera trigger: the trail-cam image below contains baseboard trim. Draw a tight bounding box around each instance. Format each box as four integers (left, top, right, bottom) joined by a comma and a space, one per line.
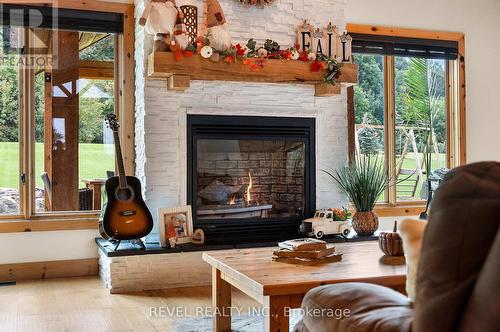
0, 258, 98, 282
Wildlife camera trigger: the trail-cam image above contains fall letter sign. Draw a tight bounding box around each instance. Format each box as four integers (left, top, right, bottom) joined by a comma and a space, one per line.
297, 20, 352, 63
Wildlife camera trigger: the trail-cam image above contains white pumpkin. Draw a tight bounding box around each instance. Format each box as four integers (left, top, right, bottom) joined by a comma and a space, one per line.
200, 46, 214, 59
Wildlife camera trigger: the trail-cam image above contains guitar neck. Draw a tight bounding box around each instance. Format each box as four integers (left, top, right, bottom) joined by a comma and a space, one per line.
113, 131, 127, 188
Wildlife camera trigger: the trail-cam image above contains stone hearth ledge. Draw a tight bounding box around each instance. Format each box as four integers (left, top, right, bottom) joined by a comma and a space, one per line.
96, 235, 378, 293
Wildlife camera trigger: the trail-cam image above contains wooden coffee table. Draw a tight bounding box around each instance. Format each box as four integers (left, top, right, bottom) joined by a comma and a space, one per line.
202, 241, 406, 332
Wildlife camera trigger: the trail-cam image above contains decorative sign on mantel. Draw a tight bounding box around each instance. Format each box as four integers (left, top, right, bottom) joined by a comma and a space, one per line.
297, 20, 352, 63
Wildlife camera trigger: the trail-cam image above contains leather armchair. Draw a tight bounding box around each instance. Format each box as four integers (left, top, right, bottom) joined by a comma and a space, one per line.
294, 162, 500, 332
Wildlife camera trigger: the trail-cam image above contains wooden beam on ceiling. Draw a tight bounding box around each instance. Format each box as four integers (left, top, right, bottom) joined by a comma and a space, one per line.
79, 60, 114, 80
79, 32, 109, 52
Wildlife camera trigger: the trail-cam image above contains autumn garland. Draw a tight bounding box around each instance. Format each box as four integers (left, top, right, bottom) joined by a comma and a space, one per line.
176, 38, 343, 86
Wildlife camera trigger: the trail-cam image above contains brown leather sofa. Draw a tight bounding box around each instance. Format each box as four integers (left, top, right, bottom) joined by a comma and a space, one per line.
294, 162, 500, 332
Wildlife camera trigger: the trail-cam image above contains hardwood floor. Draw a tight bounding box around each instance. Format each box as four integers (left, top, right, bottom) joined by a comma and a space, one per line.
0, 276, 260, 332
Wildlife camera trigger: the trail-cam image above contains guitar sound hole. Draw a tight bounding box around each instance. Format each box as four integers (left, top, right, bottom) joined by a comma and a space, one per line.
115, 187, 134, 201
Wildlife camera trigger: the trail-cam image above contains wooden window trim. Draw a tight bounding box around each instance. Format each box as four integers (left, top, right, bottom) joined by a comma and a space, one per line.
0, 0, 135, 233
373, 204, 426, 217
347, 86, 355, 162
347, 23, 466, 215
347, 23, 466, 164
384, 55, 396, 204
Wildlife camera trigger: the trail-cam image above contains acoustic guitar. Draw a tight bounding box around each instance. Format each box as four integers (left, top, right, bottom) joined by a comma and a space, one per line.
99, 114, 153, 248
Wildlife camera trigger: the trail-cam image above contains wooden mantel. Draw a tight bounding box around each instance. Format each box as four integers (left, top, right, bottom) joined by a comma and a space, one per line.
147, 52, 358, 96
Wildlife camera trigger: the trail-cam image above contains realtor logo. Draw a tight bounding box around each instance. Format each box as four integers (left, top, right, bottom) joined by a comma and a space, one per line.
0, 3, 59, 68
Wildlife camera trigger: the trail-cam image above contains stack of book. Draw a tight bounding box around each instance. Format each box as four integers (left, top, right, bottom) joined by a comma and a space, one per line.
273, 238, 342, 265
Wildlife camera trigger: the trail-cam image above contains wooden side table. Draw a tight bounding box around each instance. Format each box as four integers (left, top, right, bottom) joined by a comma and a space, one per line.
203, 242, 406, 332
82, 178, 107, 210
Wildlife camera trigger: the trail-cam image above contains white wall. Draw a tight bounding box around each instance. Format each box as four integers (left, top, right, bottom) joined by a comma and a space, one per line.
347, 0, 500, 162
0, 230, 99, 264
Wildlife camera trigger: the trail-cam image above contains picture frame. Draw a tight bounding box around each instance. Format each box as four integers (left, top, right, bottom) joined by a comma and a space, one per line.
158, 205, 194, 248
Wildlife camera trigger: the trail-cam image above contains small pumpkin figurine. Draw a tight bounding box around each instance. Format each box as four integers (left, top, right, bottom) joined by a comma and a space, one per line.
378, 221, 404, 256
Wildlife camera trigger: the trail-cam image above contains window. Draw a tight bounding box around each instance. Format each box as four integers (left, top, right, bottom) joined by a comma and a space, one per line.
0, 3, 133, 224
353, 53, 385, 202
33, 31, 116, 212
349, 25, 465, 207
394, 56, 447, 201
0, 26, 21, 215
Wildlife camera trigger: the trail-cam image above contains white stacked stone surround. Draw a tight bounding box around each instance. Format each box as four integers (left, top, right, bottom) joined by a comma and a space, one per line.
99, 251, 211, 293
135, 0, 349, 235
102, 0, 350, 293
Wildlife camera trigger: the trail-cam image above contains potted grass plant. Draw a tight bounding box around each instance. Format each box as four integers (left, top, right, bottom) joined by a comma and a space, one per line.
324, 156, 389, 236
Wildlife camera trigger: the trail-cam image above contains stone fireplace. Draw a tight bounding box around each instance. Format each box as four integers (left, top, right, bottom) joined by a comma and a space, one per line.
188, 115, 315, 243
134, 0, 350, 243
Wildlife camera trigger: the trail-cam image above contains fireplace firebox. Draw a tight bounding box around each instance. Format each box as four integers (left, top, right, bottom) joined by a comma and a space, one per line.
187, 115, 316, 244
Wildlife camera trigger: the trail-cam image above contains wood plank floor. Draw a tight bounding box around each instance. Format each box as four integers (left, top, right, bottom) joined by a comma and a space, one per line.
0, 276, 260, 332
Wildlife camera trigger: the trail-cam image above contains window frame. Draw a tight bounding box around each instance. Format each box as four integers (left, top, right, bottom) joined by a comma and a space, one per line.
0, 0, 135, 232
347, 24, 466, 214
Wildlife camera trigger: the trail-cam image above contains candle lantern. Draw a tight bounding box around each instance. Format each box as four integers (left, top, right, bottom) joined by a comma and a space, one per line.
180, 5, 198, 47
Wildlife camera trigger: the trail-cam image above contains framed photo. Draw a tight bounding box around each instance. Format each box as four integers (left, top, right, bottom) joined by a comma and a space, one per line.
158, 205, 194, 248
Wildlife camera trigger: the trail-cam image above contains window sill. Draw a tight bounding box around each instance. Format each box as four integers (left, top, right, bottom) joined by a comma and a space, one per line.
349, 203, 425, 217
0, 217, 98, 233
373, 204, 425, 217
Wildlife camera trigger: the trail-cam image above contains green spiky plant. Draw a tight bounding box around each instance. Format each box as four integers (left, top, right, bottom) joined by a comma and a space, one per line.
323, 156, 389, 212
402, 58, 441, 189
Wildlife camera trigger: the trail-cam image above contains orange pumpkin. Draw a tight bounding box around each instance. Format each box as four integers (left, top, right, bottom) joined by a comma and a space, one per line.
378, 221, 404, 256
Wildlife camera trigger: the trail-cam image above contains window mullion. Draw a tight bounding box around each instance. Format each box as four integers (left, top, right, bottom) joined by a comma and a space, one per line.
446, 60, 453, 168
384, 56, 397, 205
20, 28, 36, 219
19, 28, 29, 218
18, 28, 27, 218
446, 60, 459, 168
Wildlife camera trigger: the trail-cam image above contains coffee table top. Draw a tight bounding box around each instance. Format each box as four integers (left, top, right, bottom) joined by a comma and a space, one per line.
202, 241, 406, 298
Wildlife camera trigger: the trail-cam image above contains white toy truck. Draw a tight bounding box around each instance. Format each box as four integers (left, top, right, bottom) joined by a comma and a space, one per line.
300, 208, 352, 239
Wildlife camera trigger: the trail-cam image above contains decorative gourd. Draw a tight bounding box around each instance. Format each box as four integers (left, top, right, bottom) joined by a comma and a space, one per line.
378, 221, 404, 256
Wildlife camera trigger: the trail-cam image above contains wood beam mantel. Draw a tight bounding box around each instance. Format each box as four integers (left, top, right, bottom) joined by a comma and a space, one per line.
147, 52, 358, 96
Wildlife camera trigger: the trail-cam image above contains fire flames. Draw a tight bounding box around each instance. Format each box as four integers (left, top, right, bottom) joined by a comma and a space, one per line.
246, 171, 253, 205
228, 194, 236, 205
227, 171, 256, 206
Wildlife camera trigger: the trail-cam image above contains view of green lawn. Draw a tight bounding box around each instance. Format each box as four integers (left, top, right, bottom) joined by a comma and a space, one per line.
396, 152, 447, 200
361, 152, 447, 202
397, 152, 447, 174
0, 142, 115, 189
